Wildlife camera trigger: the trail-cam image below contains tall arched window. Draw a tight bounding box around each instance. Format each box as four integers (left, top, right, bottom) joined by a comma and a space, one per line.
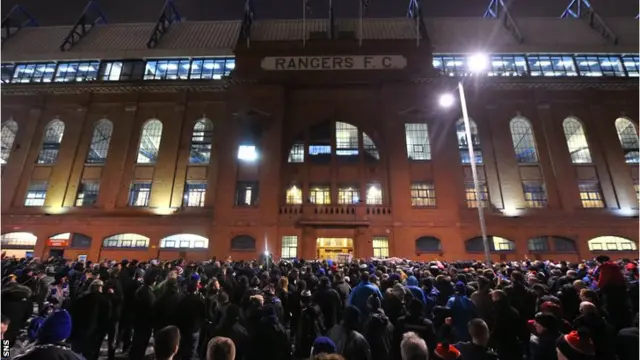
86, 119, 113, 164
405, 123, 431, 160
103, 233, 149, 248
456, 119, 482, 164
509, 117, 538, 163
160, 234, 208, 249
563, 118, 592, 163
614, 118, 639, 164
190, 119, 213, 164
1, 120, 18, 164
137, 119, 163, 164
587, 236, 637, 252
37, 119, 65, 164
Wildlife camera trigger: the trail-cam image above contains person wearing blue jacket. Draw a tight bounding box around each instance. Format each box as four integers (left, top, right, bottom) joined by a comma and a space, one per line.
347, 272, 383, 321
404, 276, 427, 305
446, 281, 477, 342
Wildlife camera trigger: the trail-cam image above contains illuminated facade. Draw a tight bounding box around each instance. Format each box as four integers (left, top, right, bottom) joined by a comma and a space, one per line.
1, 15, 638, 262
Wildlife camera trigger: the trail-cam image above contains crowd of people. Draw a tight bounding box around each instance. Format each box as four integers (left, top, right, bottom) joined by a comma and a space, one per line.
1, 253, 638, 360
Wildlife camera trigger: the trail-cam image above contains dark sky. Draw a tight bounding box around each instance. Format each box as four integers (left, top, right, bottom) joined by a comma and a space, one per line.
2, 0, 638, 26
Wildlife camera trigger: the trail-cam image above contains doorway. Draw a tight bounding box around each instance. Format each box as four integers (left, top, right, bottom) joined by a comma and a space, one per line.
316, 238, 354, 261
49, 249, 64, 259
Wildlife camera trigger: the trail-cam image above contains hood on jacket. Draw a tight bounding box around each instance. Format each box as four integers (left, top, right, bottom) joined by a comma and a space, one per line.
406, 276, 419, 287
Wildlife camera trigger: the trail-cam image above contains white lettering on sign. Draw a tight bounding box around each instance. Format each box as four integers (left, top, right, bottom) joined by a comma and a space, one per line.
261, 55, 407, 71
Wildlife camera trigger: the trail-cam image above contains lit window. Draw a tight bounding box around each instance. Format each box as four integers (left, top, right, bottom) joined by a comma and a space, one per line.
335, 122, 359, 157
190, 119, 213, 164
634, 181, 639, 203
488, 55, 528, 76
363, 133, 379, 161
1, 64, 15, 83
288, 142, 304, 163
25, 181, 48, 206
183, 181, 207, 207
405, 123, 431, 160
411, 182, 436, 207
527, 55, 577, 76
75, 181, 100, 207
54, 61, 99, 82
372, 236, 389, 258
578, 182, 604, 208
416, 236, 442, 252
100, 61, 123, 81
11, 62, 56, 83
281, 236, 298, 259
1, 120, 18, 164
523, 181, 547, 208
37, 120, 65, 164
128, 181, 152, 207
235, 181, 258, 206
144, 59, 191, 80
510, 117, 538, 163
1, 232, 37, 248
588, 236, 637, 251
310, 185, 331, 204
574, 55, 626, 77
432, 55, 467, 76
237, 145, 258, 161
465, 182, 489, 208
103, 233, 149, 248
137, 120, 163, 164
622, 55, 640, 77
366, 183, 382, 205
98, 60, 144, 81
456, 119, 483, 164
309, 121, 332, 163
338, 185, 360, 205
528, 237, 549, 252
563, 118, 592, 163
614, 118, 639, 164
286, 185, 303, 205
160, 234, 208, 249
465, 236, 515, 252
86, 119, 113, 164
188, 58, 235, 80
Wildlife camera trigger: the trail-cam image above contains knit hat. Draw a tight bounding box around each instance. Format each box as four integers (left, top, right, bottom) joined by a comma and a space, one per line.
454, 281, 466, 294
556, 330, 596, 360
191, 273, 201, 281
37, 310, 72, 344
533, 312, 558, 332
311, 336, 337, 355
433, 343, 461, 360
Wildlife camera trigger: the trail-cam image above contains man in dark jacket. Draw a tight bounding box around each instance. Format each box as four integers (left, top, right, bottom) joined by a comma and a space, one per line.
249, 305, 291, 360
313, 276, 342, 330
393, 299, 437, 360
118, 267, 142, 354
362, 296, 393, 360
294, 290, 325, 359
489, 289, 525, 360
14, 310, 82, 360
212, 304, 249, 360
333, 273, 351, 310
174, 278, 207, 360
454, 319, 498, 360
1, 276, 33, 345
328, 305, 372, 360
529, 312, 561, 360
104, 272, 123, 360
504, 271, 537, 321
69, 279, 111, 360
129, 275, 156, 360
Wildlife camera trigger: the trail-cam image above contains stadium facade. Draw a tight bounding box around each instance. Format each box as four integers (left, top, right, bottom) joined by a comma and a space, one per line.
1, 8, 639, 262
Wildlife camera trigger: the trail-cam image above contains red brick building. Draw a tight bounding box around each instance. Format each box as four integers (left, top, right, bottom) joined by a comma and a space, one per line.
1, 15, 638, 262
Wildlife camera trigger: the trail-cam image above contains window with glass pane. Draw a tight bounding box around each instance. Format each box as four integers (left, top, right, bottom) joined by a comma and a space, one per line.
563, 118, 592, 163
160, 234, 208, 249
189, 58, 235, 80
37, 120, 65, 164
465, 182, 489, 208
99, 60, 144, 81
578, 182, 604, 208
335, 122, 359, 157
183, 181, 207, 207
527, 55, 577, 76
75, 181, 100, 206
54, 61, 99, 82
411, 182, 436, 207
144, 59, 191, 80
489, 55, 528, 76
12, 63, 57, 83
235, 181, 259, 206
372, 236, 389, 258
416, 236, 442, 252
362, 133, 379, 161
338, 185, 360, 204
281, 236, 298, 259
2, 64, 15, 83
309, 121, 332, 163
103, 233, 149, 248
25, 181, 48, 206
622, 56, 640, 77
588, 236, 637, 251
128, 181, 152, 207
456, 119, 483, 164
509, 117, 538, 163
553, 237, 577, 253
310, 185, 331, 204
405, 123, 431, 160
1, 232, 37, 248
1, 120, 18, 164
286, 185, 303, 204
366, 183, 382, 205
528, 237, 549, 252
434, 55, 467, 76
288, 143, 305, 163
575, 55, 625, 77
614, 118, 639, 164
190, 119, 213, 164
86, 119, 112, 164
137, 120, 163, 164
523, 181, 547, 208
100, 61, 123, 81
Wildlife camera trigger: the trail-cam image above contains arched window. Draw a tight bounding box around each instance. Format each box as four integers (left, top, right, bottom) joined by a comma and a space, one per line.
614, 118, 639, 163
415, 236, 442, 252
37, 119, 65, 164
285, 184, 303, 204
137, 119, 163, 164
363, 133, 379, 160
190, 119, 213, 164
587, 236, 637, 252
1, 232, 37, 248
336, 121, 359, 157
563, 118, 592, 163
231, 235, 256, 251
102, 233, 149, 248
160, 234, 208, 249
527, 236, 549, 252
456, 119, 483, 164
1, 120, 18, 164
47, 233, 92, 248
465, 236, 515, 252
86, 119, 113, 164
509, 117, 538, 163
405, 123, 431, 160
552, 236, 577, 253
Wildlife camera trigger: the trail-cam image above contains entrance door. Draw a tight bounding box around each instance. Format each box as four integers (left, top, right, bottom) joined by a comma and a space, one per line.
316, 238, 354, 262
49, 249, 64, 259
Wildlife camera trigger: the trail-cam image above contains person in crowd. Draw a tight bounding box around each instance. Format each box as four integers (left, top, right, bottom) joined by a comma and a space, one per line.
405, 276, 427, 304
489, 289, 524, 360
572, 301, 615, 359
362, 295, 394, 360
314, 276, 342, 330
529, 312, 561, 360
616, 315, 639, 360
347, 272, 382, 322
555, 329, 596, 360
13, 310, 80, 360
454, 318, 498, 360
118, 267, 143, 354
596, 257, 633, 331
174, 277, 207, 360
154, 325, 181, 360
394, 299, 437, 360
69, 279, 111, 360
104, 270, 123, 360
400, 332, 428, 360
469, 276, 493, 329
1, 314, 10, 340
295, 290, 325, 358
311, 336, 338, 357
130, 274, 157, 359
446, 281, 477, 342
328, 305, 372, 360
212, 304, 248, 360
206, 337, 236, 360
383, 283, 408, 326
250, 304, 291, 360
153, 278, 182, 331
334, 273, 352, 311
2, 274, 33, 345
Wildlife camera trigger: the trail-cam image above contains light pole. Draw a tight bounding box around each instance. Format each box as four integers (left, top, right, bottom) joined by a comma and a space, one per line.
439, 53, 492, 266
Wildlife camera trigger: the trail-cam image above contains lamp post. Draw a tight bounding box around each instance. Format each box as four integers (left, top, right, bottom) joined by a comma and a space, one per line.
439, 53, 492, 266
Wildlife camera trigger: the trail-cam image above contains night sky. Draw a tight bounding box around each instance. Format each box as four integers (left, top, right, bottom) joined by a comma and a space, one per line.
1, 0, 638, 26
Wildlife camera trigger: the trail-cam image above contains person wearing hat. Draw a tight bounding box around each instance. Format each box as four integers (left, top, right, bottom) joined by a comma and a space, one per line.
14, 310, 83, 360
69, 279, 111, 360
446, 281, 477, 342
394, 299, 437, 359
530, 312, 561, 360
362, 294, 393, 360
294, 290, 325, 358
314, 276, 342, 330
328, 305, 372, 360
556, 329, 596, 360
1, 273, 33, 345
311, 336, 338, 356
347, 272, 383, 323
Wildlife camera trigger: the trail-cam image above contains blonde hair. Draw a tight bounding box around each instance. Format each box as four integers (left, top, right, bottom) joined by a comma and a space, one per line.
207, 337, 236, 360
279, 276, 289, 289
